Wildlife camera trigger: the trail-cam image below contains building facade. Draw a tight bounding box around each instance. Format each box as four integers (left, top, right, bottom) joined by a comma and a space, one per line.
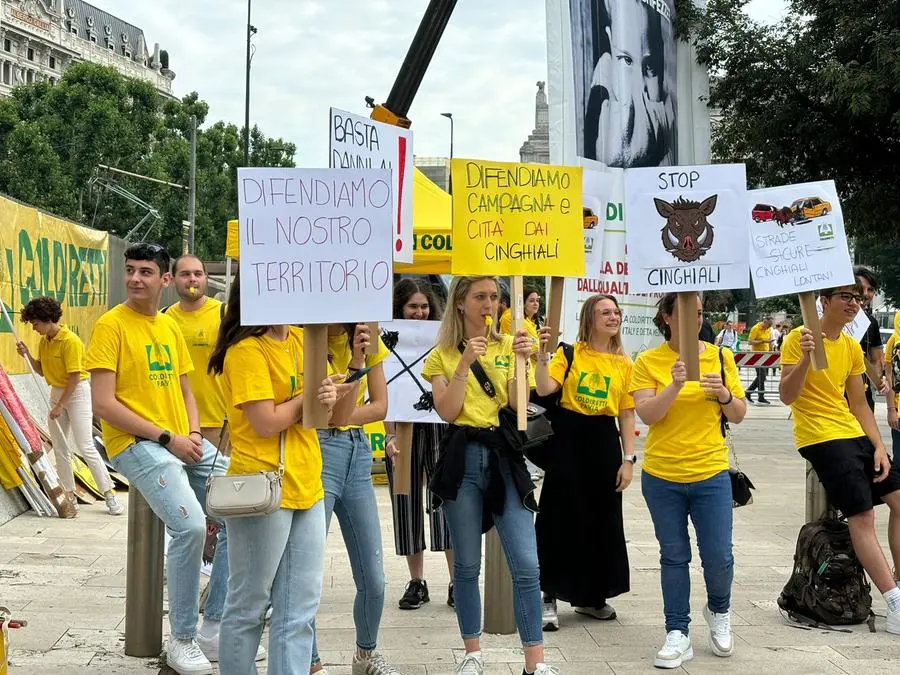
415, 155, 450, 192
519, 81, 549, 164
0, 0, 174, 95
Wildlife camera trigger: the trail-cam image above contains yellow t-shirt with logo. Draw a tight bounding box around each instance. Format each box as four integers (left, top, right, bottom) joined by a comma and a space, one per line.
749, 322, 773, 352
164, 299, 227, 429
782, 327, 865, 449
630, 342, 744, 483
885, 333, 899, 410
38, 325, 88, 388
422, 335, 515, 428
327, 331, 390, 431
84, 304, 193, 458
549, 343, 634, 417
223, 327, 324, 510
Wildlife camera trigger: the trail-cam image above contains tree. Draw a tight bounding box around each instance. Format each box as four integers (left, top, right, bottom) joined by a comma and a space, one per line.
0, 62, 296, 258
686, 0, 900, 238
853, 237, 900, 308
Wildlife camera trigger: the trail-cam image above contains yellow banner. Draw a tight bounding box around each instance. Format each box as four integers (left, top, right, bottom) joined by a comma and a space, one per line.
0, 196, 109, 375
450, 159, 584, 276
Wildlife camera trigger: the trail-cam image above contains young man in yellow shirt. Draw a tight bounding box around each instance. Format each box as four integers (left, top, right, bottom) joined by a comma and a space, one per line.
744, 316, 773, 404
780, 285, 900, 634
85, 243, 230, 675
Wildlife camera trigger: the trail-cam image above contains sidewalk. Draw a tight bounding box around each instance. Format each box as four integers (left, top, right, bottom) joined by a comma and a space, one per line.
1, 403, 899, 674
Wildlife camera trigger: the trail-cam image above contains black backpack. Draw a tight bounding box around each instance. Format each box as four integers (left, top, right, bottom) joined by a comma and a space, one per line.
526, 343, 575, 471
777, 518, 873, 628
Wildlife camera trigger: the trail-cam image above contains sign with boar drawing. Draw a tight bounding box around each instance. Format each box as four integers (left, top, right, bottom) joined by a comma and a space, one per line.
624, 164, 749, 293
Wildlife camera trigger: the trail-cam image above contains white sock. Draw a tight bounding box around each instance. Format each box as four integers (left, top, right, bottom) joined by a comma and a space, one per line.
198, 618, 220, 640
884, 586, 900, 613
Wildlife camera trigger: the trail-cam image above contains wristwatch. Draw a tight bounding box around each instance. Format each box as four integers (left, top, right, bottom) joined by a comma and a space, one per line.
623, 455, 637, 464
158, 430, 173, 447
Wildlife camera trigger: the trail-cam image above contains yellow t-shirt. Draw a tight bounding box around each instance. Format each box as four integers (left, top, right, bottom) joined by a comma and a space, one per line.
327, 331, 390, 430
630, 342, 744, 483
548, 343, 634, 417
422, 335, 515, 428
782, 327, 865, 449
84, 304, 193, 458
749, 322, 773, 352
223, 327, 324, 510
499, 308, 539, 354
885, 334, 899, 410
38, 325, 88, 388
164, 299, 227, 429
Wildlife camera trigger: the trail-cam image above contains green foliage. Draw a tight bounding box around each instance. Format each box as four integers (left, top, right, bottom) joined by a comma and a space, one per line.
0, 62, 295, 258
853, 235, 900, 308
692, 0, 900, 237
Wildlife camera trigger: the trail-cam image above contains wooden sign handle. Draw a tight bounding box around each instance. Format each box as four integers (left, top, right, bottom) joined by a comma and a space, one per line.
798, 292, 829, 371
677, 292, 701, 381
302, 325, 331, 429
364, 322, 380, 355
511, 276, 528, 430
392, 422, 414, 496
545, 277, 565, 354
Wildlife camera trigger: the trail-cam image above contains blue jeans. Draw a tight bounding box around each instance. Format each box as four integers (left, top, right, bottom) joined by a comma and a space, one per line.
641, 470, 734, 634
312, 428, 384, 664
111, 438, 228, 639
442, 442, 542, 646
219, 501, 326, 675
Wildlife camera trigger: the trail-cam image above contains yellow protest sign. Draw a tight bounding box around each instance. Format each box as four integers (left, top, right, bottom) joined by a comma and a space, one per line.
0, 196, 109, 375
450, 159, 584, 276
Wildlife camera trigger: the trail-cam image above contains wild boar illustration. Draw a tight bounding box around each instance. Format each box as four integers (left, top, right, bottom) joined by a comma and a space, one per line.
655, 195, 718, 263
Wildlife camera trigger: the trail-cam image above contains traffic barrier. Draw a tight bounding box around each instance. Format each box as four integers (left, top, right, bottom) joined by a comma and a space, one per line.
733, 352, 781, 368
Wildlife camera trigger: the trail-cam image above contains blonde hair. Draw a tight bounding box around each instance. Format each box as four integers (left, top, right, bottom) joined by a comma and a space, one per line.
435, 276, 502, 350
577, 294, 624, 355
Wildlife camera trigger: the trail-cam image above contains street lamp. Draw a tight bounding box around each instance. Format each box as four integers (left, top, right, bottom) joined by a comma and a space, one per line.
243, 1, 257, 167
440, 112, 454, 159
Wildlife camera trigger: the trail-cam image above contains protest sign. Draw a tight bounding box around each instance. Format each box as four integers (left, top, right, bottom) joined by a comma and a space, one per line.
329, 108, 413, 263
582, 165, 612, 278
376, 320, 442, 424
748, 180, 853, 298
449, 159, 584, 277
624, 164, 749, 294
236, 167, 393, 326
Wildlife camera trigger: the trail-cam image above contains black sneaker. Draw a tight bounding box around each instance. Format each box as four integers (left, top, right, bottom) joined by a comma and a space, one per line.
447, 582, 455, 608
757, 397, 771, 405
399, 579, 430, 610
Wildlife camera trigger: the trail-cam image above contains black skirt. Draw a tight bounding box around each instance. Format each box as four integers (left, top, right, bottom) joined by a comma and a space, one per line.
535, 407, 630, 606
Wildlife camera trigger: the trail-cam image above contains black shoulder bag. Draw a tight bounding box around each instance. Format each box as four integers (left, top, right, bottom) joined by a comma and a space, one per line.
527, 343, 575, 470
459, 343, 554, 454
718, 347, 755, 507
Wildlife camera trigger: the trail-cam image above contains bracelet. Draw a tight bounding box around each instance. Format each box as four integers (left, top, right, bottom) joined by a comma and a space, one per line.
189, 430, 202, 438
453, 372, 468, 382
717, 392, 734, 406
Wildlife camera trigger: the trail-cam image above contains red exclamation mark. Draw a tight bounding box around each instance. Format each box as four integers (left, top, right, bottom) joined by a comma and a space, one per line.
395, 137, 407, 253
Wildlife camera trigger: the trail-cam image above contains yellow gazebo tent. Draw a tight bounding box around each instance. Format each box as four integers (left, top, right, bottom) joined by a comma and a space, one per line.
225, 167, 452, 273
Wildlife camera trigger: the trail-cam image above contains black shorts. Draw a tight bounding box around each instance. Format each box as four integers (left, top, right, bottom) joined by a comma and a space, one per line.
799, 437, 900, 517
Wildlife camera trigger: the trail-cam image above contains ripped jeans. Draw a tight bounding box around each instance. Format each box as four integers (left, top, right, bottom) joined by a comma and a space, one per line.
111, 438, 228, 639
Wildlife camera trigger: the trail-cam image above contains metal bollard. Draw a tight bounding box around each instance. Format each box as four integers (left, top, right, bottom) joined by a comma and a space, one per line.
124, 489, 165, 657
805, 461, 833, 522
483, 528, 516, 634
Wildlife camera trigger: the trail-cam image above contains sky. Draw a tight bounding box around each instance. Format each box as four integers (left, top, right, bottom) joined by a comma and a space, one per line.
101, 0, 787, 165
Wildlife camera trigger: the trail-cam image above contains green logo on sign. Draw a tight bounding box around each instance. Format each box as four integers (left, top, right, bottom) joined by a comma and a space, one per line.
817, 223, 834, 240
576, 372, 611, 399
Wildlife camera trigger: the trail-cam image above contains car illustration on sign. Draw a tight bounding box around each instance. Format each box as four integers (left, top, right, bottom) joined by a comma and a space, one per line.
790, 196, 831, 219
583, 207, 598, 229
752, 203, 777, 222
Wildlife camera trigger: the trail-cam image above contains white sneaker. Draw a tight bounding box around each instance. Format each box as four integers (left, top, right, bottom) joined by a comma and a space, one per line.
105, 493, 125, 516
166, 638, 213, 675
542, 598, 559, 631
888, 606, 900, 635
654, 630, 693, 669
195, 631, 266, 662
455, 651, 484, 675
352, 650, 401, 675
703, 605, 733, 656
533, 664, 560, 674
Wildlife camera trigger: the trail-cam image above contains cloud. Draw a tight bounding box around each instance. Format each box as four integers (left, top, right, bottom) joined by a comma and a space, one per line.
101, 0, 547, 164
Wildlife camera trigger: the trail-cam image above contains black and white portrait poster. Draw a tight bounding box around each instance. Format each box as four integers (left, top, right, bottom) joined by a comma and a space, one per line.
548, 0, 678, 169
378, 320, 442, 424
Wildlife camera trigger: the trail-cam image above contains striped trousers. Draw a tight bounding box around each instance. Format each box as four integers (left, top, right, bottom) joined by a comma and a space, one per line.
385, 423, 452, 555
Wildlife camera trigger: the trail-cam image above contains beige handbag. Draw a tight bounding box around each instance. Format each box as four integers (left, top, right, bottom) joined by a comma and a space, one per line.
205, 424, 284, 519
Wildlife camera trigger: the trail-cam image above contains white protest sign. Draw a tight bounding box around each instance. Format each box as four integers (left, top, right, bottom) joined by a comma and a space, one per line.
582, 165, 611, 278
376, 320, 442, 424
329, 108, 414, 263
816, 297, 870, 343
237, 167, 393, 326
624, 164, 749, 294
748, 180, 853, 298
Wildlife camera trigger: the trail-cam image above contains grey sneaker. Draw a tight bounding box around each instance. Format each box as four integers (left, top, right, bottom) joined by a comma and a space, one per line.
574, 604, 616, 621
105, 492, 125, 516
455, 651, 484, 675
542, 598, 559, 631
703, 605, 733, 657
352, 650, 401, 675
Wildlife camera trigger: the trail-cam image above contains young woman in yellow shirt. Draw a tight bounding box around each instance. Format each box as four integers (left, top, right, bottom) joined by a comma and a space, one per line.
630, 292, 746, 669
533, 294, 635, 631
207, 276, 353, 675
422, 276, 556, 675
